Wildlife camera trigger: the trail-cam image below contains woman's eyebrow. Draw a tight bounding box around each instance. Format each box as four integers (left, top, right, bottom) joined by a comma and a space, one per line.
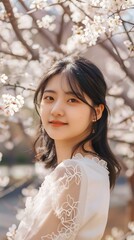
43, 90, 75, 95
43, 90, 56, 94
64, 91, 75, 95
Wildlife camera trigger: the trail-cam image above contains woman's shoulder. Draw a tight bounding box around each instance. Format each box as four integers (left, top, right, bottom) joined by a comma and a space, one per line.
54, 153, 109, 183
50, 156, 82, 183
61, 153, 108, 173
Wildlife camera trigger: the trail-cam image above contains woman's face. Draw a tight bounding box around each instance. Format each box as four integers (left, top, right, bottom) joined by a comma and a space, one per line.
39, 73, 94, 144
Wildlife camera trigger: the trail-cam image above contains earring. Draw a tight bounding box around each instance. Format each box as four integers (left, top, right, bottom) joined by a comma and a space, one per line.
92, 120, 96, 134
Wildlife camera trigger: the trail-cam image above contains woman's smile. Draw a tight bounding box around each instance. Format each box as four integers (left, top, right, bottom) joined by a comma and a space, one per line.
49, 120, 68, 127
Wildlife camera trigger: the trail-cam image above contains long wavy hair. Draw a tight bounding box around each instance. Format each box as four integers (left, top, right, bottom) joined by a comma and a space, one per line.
34, 56, 121, 188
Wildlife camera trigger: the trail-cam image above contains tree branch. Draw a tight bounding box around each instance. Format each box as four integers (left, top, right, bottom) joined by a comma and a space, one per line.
1, 0, 39, 60
100, 38, 134, 83
121, 18, 134, 44
0, 49, 29, 60
109, 138, 134, 144
56, 13, 65, 44
4, 83, 36, 92
18, 0, 63, 53
70, 0, 93, 21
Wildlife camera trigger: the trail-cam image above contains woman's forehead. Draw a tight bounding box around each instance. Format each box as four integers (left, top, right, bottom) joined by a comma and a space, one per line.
45, 73, 75, 92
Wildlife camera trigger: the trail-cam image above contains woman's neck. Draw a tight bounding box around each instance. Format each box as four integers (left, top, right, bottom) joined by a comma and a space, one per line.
54, 141, 73, 164
55, 140, 95, 164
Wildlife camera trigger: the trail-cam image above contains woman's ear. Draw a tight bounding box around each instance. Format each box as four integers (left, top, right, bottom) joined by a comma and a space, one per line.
93, 104, 104, 121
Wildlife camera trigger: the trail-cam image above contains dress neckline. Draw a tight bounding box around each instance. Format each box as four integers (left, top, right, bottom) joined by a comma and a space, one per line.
72, 153, 108, 170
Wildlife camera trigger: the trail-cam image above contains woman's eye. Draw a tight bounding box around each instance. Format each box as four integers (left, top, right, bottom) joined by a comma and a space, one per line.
68, 98, 79, 103
43, 96, 54, 102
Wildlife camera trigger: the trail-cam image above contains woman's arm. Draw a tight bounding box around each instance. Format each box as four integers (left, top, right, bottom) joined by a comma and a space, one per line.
11, 160, 82, 240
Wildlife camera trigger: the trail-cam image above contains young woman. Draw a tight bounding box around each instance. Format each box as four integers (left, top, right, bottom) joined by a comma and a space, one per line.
7, 56, 121, 240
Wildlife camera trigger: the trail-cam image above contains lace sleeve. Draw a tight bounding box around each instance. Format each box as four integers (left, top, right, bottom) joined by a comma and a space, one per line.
10, 160, 82, 240
41, 161, 82, 240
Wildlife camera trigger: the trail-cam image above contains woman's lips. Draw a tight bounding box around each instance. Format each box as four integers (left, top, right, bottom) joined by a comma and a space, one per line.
49, 121, 68, 127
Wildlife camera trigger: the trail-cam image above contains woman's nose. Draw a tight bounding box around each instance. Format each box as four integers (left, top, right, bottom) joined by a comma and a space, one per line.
50, 100, 64, 116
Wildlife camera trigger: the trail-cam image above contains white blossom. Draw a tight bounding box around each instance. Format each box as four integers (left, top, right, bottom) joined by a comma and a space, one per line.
72, 15, 106, 46
36, 15, 56, 30
71, 10, 85, 23
108, 15, 122, 32
90, 0, 134, 11
18, 15, 33, 29
124, 40, 134, 52
1, 94, 24, 116
61, 35, 86, 54
90, 0, 101, 7
69, 2, 85, 23
1, 28, 11, 42
30, 0, 48, 9
10, 41, 27, 56
72, 25, 84, 37
81, 16, 106, 46
0, 74, 8, 84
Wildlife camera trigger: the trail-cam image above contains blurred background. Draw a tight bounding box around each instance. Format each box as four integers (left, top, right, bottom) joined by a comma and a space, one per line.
0, 0, 134, 239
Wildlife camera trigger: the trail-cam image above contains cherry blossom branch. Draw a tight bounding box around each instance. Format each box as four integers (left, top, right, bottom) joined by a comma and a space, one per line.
0, 49, 29, 60
109, 128, 133, 131
121, 19, 134, 44
100, 39, 134, 83
119, 114, 134, 123
56, 13, 65, 44
0, 33, 30, 60
122, 20, 134, 25
109, 113, 134, 124
108, 92, 134, 110
18, 0, 63, 52
108, 38, 125, 65
1, 0, 39, 60
110, 138, 134, 144
70, 0, 93, 21
111, 29, 134, 38
4, 83, 35, 92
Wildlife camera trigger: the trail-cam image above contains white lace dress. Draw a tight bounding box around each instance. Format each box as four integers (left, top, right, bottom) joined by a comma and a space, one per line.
7, 153, 110, 240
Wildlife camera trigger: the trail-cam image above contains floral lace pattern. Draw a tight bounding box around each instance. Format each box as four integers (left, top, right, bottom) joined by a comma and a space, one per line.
73, 153, 108, 170
41, 194, 80, 240
49, 163, 81, 207
7, 162, 82, 240
41, 163, 82, 240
